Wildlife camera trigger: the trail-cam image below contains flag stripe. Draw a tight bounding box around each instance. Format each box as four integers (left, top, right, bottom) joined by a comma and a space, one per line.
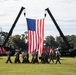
27, 18, 44, 54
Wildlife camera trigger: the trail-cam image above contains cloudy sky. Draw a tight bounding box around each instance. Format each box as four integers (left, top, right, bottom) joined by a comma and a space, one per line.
0, 0, 76, 38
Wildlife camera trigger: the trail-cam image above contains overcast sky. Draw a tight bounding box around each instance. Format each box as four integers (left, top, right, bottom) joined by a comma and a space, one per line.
0, 0, 76, 38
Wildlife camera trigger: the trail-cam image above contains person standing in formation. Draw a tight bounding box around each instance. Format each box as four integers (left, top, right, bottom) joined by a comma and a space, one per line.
22, 51, 30, 63
55, 48, 61, 64
49, 48, 54, 63
5, 51, 12, 63
14, 49, 21, 63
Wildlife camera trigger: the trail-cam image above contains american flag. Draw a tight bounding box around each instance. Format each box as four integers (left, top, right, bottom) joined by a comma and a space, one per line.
26, 18, 44, 54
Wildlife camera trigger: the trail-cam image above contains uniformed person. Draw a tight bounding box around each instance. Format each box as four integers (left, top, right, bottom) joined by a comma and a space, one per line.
5, 51, 12, 63
22, 51, 30, 63
31, 51, 39, 64
35, 51, 39, 63
49, 49, 54, 63
39, 52, 49, 64
14, 49, 21, 63
55, 48, 61, 64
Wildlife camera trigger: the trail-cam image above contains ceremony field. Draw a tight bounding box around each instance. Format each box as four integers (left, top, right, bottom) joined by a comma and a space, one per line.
0, 56, 76, 75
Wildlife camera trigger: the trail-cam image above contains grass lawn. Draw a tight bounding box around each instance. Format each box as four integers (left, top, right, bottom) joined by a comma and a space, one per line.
0, 56, 76, 75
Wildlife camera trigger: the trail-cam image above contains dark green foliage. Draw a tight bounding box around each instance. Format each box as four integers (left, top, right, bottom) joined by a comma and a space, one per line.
45, 35, 59, 48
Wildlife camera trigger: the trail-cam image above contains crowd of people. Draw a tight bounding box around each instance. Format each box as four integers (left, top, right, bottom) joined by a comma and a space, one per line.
5, 48, 61, 64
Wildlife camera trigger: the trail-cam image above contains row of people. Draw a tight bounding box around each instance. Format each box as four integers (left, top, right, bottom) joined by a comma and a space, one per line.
5, 49, 61, 64
39, 49, 61, 64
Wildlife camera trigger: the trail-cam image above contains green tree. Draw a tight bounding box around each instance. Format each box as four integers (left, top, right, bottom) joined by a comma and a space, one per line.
10, 35, 27, 50
68, 35, 76, 50
56, 36, 67, 49
45, 35, 58, 48
56, 35, 76, 51
21, 31, 28, 43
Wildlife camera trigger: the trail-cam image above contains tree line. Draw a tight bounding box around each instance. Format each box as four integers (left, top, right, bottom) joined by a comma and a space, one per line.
1, 31, 76, 52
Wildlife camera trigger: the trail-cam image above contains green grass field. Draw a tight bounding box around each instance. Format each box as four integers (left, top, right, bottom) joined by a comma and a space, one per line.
0, 56, 76, 75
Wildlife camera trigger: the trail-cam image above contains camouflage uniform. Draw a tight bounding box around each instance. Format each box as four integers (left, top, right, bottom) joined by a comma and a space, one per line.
31, 51, 39, 63
49, 50, 54, 63
22, 52, 30, 63
55, 51, 61, 64
14, 50, 21, 63
5, 51, 12, 63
